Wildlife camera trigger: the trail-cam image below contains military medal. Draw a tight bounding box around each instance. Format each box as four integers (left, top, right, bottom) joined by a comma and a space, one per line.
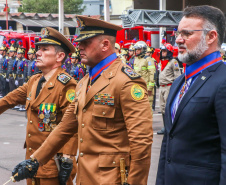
39, 113, 45, 119
45, 124, 51, 132
43, 118, 50, 124
50, 123, 57, 130
50, 113, 56, 121
38, 123, 45, 132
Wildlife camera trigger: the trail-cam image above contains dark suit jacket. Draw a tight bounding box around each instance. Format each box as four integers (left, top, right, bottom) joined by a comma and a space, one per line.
156, 62, 226, 185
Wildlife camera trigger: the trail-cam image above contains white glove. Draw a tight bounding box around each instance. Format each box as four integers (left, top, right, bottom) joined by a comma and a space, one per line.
6, 78, 9, 82
15, 80, 19, 86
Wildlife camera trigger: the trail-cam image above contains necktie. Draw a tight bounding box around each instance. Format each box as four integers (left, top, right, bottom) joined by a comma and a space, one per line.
171, 78, 192, 122
36, 76, 46, 98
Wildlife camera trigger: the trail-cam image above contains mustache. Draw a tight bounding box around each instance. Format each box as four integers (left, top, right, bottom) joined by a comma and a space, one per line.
178, 44, 187, 49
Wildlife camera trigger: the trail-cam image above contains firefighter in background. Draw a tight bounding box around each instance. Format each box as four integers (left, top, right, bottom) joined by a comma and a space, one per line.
115, 43, 120, 56
0, 45, 8, 98
133, 41, 156, 113
70, 49, 86, 82
64, 56, 72, 74
128, 44, 135, 68
220, 48, 226, 62
120, 48, 128, 64
157, 43, 181, 135
27, 47, 39, 81
145, 46, 158, 111
6, 45, 18, 94
16, 47, 28, 111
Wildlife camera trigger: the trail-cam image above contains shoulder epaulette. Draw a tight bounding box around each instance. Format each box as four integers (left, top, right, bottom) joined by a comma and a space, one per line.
121, 66, 141, 80
57, 73, 71, 85
5, 56, 8, 59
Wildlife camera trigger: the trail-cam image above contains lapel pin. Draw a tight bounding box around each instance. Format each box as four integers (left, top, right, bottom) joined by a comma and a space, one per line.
50, 82, 53, 85
79, 83, 83, 88
201, 76, 206, 80
109, 72, 112, 77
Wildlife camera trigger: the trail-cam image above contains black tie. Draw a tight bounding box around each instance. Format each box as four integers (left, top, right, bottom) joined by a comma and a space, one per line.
36, 76, 46, 98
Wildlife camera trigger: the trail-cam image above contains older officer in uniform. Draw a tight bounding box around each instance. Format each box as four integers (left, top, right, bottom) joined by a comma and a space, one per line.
133, 41, 156, 113
12, 16, 153, 185
27, 47, 39, 81
157, 43, 181, 135
0, 27, 78, 185
0, 45, 8, 97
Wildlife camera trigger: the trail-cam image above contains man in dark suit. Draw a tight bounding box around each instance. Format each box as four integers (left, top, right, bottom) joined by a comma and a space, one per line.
156, 5, 226, 185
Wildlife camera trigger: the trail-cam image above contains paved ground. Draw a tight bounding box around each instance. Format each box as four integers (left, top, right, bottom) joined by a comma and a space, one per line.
0, 95, 164, 185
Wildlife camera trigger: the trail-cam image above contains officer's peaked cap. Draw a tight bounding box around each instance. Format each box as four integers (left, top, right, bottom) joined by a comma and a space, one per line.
74, 15, 123, 42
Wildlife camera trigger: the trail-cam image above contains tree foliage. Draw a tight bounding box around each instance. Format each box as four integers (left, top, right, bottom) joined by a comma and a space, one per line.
18, 0, 85, 14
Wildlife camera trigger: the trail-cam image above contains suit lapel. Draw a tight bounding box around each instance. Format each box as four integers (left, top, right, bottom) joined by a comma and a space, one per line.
171, 69, 211, 129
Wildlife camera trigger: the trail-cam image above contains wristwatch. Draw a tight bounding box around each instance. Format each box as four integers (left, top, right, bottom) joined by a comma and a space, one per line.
61, 157, 73, 164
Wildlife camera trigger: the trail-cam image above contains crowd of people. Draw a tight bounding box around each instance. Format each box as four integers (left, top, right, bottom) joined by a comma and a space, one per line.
0, 4, 226, 185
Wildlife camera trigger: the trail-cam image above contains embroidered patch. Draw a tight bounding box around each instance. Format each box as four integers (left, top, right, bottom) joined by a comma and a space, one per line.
174, 61, 179, 68
57, 73, 71, 84
122, 66, 140, 80
66, 89, 75, 102
131, 84, 144, 101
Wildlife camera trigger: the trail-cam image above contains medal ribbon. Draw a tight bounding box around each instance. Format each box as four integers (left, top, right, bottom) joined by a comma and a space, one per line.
185, 51, 222, 80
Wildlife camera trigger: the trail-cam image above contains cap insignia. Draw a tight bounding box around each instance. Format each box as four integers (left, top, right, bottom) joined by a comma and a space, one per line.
76, 17, 85, 30
41, 28, 49, 38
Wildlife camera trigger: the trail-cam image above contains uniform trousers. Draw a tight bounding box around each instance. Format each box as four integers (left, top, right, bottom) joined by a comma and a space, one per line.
9, 76, 16, 92
0, 75, 4, 96
159, 85, 171, 114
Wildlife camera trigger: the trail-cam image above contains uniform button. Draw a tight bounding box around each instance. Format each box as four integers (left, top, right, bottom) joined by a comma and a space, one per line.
102, 112, 106, 116
29, 148, 32, 152
112, 161, 116, 164
167, 158, 171, 164
81, 124, 85, 128
83, 109, 86, 113
80, 138, 83, 143
30, 121, 33, 124
169, 134, 174, 140
80, 153, 84, 157
31, 109, 34, 111
28, 134, 31, 138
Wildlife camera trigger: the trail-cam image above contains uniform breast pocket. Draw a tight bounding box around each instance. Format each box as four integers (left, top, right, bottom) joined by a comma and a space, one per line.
92, 105, 115, 130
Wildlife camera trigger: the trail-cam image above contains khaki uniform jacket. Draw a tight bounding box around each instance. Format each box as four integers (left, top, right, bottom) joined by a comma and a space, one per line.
159, 58, 181, 86
33, 58, 153, 185
134, 55, 156, 91
0, 67, 78, 178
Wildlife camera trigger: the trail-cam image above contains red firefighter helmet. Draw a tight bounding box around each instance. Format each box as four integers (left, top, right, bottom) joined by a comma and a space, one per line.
163, 43, 173, 52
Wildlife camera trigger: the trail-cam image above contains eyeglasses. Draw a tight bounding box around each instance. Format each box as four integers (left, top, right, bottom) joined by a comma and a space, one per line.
175, 29, 210, 40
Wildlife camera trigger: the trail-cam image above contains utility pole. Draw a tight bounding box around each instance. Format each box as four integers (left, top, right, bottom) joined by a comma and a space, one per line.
6, 0, 8, 30
59, 0, 64, 34
159, 0, 166, 47
104, 0, 110, 22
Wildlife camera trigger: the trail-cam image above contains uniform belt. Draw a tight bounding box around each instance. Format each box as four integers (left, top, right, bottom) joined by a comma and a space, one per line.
0, 73, 6, 78
17, 74, 24, 78
160, 83, 172, 87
